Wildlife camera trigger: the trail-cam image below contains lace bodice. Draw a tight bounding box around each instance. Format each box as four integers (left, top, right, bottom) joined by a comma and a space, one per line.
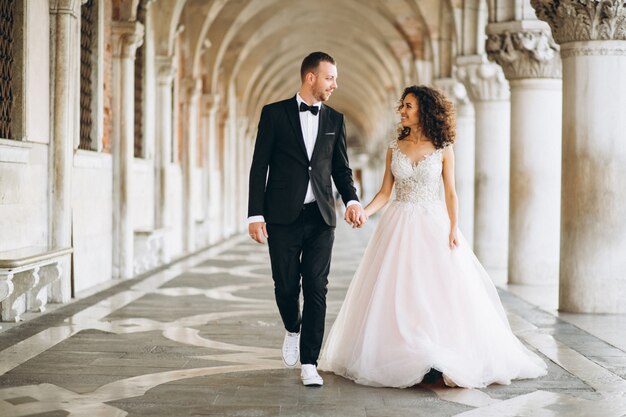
389, 139, 444, 205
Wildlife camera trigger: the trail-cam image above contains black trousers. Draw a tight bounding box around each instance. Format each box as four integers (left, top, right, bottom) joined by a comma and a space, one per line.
266, 202, 335, 365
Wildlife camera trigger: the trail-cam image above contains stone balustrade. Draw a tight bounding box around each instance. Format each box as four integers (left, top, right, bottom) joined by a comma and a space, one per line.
0, 247, 72, 322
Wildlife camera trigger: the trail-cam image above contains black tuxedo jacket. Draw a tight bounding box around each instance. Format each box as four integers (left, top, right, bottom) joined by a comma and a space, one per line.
248, 96, 358, 227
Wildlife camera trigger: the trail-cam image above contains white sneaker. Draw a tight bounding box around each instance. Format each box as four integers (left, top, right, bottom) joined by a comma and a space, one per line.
301, 364, 324, 386
282, 331, 300, 368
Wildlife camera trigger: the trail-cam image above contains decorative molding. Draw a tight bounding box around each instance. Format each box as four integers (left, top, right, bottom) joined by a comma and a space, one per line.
486, 27, 562, 80
455, 55, 510, 102
531, 0, 626, 43
560, 42, 626, 57
0, 139, 31, 164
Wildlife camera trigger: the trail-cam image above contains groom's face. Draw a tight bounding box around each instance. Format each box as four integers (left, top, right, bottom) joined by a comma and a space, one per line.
311, 61, 338, 102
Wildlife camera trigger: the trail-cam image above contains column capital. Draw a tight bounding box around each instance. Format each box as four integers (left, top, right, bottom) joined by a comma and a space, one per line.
433, 78, 470, 106
181, 78, 203, 102
486, 20, 562, 80
531, 0, 626, 44
455, 55, 510, 102
202, 94, 221, 114
238, 116, 249, 131
49, 0, 82, 16
111, 21, 145, 59
155, 56, 176, 84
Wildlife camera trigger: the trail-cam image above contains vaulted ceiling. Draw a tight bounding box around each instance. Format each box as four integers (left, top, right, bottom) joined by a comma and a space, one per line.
124, 0, 488, 150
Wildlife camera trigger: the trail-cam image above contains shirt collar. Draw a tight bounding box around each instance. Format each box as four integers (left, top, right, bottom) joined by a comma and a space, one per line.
296, 93, 321, 111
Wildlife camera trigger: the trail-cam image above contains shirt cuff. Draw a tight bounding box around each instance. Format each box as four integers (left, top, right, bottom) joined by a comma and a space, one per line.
247, 215, 265, 224
346, 200, 361, 208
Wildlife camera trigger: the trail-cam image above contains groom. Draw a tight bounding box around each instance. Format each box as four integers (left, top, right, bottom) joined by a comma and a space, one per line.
248, 52, 366, 386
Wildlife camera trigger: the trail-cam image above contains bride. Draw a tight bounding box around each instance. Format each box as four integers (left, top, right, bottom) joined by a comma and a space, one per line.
318, 85, 547, 388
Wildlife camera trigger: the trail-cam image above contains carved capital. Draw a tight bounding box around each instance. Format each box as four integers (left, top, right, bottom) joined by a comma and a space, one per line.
486, 22, 562, 80
202, 94, 221, 115
111, 21, 145, 59
455, 55, 510, 102
531, 0, 626, 43
156, 56, 176, 84
49, 0, 82, 16
433, 78, 471, 106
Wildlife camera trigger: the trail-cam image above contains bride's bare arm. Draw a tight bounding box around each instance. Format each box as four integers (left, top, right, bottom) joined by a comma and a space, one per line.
442, 146, 459, 247
364, 149, 395, 217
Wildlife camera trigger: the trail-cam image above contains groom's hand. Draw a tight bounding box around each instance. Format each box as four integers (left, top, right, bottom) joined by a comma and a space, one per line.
345, 205, 367, 228
249, 222, 268, 244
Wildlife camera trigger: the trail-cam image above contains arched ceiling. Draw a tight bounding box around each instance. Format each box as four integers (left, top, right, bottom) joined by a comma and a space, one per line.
149, 0, 459, 150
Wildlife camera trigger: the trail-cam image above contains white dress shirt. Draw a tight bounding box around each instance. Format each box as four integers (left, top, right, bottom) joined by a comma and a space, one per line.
296, 93, 321, 204
248, 93, 359, 224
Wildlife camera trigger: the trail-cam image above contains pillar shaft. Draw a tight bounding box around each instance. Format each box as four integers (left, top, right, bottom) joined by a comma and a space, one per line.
486, 20, 563, 285
111, 21, 144, 279
49, 0, 82, 302
457, 55, 511, 281
509, 79, 561, 283
560, 41, 626, 312
532, 0, 626, 312
182, 79, 201, 252
155, 57, 175, 231
434, 78, 476, 247
203, 94, 222, 244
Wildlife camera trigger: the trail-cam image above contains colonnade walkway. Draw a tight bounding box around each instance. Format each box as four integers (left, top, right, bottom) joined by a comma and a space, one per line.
0, 220, 625, 417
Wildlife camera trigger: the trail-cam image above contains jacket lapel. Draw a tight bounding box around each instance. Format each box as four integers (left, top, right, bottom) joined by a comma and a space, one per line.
284, 96, 309, 159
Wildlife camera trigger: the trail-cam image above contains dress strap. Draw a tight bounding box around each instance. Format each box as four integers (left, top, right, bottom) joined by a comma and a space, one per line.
389, 139, 398, 150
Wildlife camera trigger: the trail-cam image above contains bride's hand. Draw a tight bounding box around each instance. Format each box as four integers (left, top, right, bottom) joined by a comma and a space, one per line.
449, 228, 459, 249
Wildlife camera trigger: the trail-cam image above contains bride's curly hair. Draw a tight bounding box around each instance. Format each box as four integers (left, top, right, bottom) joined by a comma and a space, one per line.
397, 85, 456, 149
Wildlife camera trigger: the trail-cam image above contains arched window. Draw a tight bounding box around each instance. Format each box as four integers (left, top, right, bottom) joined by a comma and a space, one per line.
134, 1, 147, 158
79, 0, 97, 150
0, 0, 15, 140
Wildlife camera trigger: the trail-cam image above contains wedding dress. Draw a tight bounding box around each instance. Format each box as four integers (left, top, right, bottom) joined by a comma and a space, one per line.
318, 139, 547, 388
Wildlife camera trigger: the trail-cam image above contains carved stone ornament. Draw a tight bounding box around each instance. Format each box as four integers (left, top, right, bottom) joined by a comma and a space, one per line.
111, 21, 145, 59
433, 78, 471, 106
531, 0, 626, 43
455, 56, 510, 102
486, 29, 562, 79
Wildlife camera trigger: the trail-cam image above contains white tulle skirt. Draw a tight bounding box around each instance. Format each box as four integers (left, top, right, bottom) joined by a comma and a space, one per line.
319, 200, 547, 388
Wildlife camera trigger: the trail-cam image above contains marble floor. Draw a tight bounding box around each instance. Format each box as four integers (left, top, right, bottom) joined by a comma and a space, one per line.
1, 221, 626, 417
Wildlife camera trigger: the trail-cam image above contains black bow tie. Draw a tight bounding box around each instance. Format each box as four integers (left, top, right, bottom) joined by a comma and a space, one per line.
299, 102, 319, 116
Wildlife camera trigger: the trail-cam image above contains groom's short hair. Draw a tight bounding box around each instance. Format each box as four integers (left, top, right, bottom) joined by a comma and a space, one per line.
300, 52, 335, 82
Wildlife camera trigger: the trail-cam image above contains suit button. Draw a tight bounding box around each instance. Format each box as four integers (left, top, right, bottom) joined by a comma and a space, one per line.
308, 166, 312, 171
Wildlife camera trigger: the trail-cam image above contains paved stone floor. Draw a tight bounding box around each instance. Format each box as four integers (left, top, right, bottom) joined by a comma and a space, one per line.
1, 221, 626, 416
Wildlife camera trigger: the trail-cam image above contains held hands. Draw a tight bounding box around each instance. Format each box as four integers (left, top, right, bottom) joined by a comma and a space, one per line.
449, 227, 459, 249
344, 204, 368, 228
249, 222, 268, 244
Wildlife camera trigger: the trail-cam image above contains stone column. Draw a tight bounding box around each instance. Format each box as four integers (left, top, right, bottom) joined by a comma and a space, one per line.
237, 117, 249, 230
154, 57, 175, 230
49, 0, 82, 302
223, 117, 235, 236
182, 78, 201, 252
202, 94, 222, 244
486, 20, 563, 286
434, 78, 476, 247
532, 0, 626, 313
111, 21, 144, 279
456, 55, 511, 282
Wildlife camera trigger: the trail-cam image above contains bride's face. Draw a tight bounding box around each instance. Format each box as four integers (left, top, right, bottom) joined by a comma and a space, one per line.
399, 93, 419, 129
